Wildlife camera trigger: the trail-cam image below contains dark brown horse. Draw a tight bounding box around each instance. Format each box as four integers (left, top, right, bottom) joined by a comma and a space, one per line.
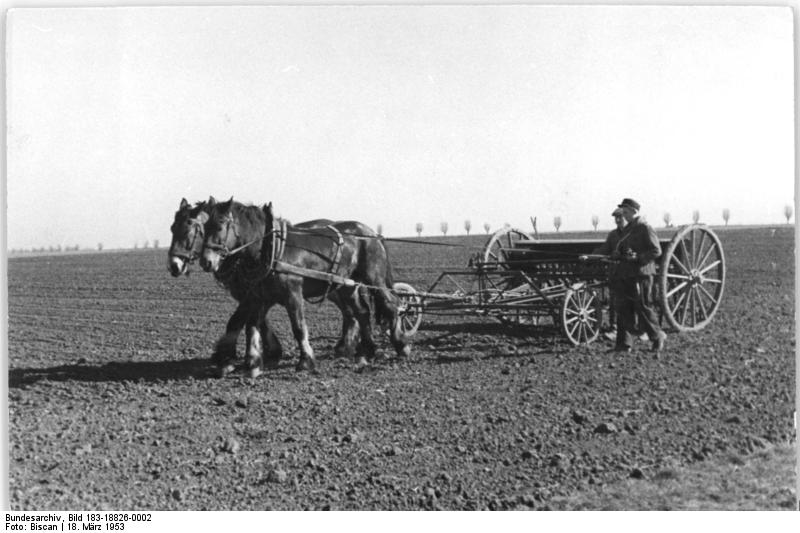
199, 197, 410, 375
168, 198, 335, 372
167, 198, 209, 278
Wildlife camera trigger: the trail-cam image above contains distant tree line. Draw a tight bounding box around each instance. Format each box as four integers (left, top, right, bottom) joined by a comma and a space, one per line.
11, 239, 162, 254
409, 203, 793, 237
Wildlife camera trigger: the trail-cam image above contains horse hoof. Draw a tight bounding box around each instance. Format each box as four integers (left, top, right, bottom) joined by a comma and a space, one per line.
398, 344, 412, 358
296, 363, 318, 374
354, 357, 370, 373
248, 367, 263, 379
217, 364, 236, 378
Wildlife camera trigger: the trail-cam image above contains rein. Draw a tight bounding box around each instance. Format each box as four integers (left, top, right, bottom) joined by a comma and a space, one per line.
381, 237, 470, 248
225, 238, 261, 256
287, 226, 479, 250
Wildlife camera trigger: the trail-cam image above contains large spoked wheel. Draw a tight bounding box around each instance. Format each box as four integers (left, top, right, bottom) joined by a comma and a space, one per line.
560, 287, 603, 345
659, 224, 725, 332
482, 227, 536, 325
482, 226, 533, 265
392, 282, 423, 337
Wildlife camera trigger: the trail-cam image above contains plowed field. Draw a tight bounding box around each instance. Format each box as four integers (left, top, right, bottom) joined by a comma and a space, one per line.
6, 226, 795, 510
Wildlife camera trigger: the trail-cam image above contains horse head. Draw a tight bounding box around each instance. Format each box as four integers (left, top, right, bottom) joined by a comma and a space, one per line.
200, 196, 239, 273
168, 198, 210, 277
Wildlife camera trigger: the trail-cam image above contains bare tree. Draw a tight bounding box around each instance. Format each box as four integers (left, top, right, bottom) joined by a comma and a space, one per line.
143, 240, 150, 249
483, 222, 491, 234
692, 210, 700, 224
663, 212, 672, 228
153, 240, 159, 249
464, 220, 471, 235
97, 243, 103, 251
376, 223, 383, 236
440, 221, 449, 236
722, 208, 730, 226
591, 215, 599, 232
415, 222, 423, 237
553, 216, 562, 232
784, 204, 793, 224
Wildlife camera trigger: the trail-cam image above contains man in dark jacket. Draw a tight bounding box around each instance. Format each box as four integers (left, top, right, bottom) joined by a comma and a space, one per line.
592, 207, 628, 339
593, 207, 628, 257
613, 198, 667, 353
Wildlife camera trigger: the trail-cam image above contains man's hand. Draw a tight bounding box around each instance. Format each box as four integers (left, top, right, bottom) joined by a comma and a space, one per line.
624, 249, 638, 262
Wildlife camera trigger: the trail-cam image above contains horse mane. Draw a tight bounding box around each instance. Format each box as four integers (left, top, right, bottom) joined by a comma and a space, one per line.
230, 201, 267, 230
211, 201, 270, 251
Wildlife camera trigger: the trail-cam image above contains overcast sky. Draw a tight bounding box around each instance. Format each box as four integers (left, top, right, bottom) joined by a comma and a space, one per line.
5, 5, 794, 250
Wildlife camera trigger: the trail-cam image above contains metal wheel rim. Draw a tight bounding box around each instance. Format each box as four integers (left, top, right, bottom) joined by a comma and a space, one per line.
659, 224, 725, 332
560, 288, 602, 345
482, 227, 533, 265
392, 282, 423, 336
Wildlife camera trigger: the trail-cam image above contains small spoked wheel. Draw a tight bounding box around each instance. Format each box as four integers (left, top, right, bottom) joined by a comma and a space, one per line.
392, 282, 423, 337
659, 224, 725, 332
561, 287, 603, 345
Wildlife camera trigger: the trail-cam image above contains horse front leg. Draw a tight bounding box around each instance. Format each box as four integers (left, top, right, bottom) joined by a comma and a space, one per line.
328, 292, 358, 359
285, 290, 316, 373
212, 303, 249, 377
260, 303, 283, 368
353, 295, 377, 372
244, 308, 264, 379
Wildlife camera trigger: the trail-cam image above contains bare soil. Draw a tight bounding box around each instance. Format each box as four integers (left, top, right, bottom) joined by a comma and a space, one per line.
6, 226, 795, 510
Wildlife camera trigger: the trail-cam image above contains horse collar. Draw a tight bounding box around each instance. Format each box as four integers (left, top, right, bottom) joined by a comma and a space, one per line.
264, 218, 287, 275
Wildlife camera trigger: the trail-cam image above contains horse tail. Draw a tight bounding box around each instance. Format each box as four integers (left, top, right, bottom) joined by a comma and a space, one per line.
381, 236, 395, 288
371, 237, 402, 336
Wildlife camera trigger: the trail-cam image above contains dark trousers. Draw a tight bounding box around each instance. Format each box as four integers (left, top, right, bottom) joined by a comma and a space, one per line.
612, 275, 664, 348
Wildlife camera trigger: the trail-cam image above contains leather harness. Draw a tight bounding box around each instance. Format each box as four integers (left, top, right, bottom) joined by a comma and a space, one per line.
264, 218, 353, 303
